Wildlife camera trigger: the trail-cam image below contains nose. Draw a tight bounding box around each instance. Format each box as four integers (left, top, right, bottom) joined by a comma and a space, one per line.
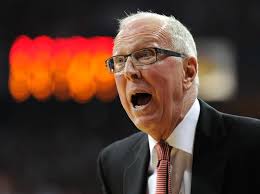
123, 57, 141, 80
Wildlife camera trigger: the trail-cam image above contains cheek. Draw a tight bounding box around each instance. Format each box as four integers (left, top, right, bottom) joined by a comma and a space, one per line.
115, 75, 125, 93
146, 62, 184, 108
115, 77, 128, 107
161, 62, 184, 96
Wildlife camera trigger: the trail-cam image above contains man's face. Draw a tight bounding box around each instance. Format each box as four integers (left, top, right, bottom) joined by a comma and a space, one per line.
113, 18, 186, 140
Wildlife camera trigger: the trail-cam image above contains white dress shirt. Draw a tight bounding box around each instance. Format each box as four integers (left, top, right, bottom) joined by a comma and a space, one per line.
147, 99, 200, 194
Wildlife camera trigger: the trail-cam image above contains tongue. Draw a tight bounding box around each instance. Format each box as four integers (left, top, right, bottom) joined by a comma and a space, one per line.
136, 93, 152, 106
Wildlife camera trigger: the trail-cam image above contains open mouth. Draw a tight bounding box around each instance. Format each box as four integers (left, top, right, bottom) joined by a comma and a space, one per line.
131, 93, 152, 108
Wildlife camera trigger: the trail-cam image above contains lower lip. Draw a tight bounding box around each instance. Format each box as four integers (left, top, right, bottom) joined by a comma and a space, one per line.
132, 98, 152, 112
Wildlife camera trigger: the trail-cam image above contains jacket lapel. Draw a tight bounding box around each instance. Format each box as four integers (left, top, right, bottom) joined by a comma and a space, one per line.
191, 100, 228, 194
124, 134, 150, 194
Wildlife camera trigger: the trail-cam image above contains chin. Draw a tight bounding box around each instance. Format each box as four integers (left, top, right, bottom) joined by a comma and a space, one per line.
133, 117, 161, 135
131, 113, 172, 140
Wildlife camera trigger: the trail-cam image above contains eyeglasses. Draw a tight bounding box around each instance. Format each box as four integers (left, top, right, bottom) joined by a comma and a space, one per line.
105, 47, 186, 73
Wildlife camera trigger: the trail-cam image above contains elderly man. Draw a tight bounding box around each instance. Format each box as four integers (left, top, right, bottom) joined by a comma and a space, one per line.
97, 12, 260, 194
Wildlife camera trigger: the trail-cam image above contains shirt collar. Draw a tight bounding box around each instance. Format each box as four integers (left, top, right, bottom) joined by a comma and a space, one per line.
148, 99, 200, 169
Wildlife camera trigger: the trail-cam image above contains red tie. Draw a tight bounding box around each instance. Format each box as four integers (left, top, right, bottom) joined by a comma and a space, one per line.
155, 141, 172, 194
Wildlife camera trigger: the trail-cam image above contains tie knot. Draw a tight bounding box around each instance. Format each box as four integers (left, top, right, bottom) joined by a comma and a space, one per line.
155, 141, 172, 161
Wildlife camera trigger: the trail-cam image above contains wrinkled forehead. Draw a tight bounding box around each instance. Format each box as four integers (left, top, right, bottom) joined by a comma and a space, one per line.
113, 17, 172, 54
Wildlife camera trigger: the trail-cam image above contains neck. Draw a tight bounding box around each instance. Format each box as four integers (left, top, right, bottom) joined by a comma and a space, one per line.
165, 87, 197, 141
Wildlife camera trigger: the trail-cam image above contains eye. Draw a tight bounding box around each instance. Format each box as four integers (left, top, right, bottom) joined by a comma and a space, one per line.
105, 58, 115, 72
135, 49, 153, 58
114, 56, 125, 64
108, 59, 114, 68
134, 48, 156, 64
113, 56, 125, 71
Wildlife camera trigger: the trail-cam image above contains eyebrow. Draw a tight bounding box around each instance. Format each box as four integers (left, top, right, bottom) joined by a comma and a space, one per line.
113, 34, 160, 56
114, 40, 159, 55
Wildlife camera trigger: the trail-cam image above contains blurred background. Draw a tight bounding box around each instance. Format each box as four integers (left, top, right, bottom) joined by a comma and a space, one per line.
0, 0, 260, 193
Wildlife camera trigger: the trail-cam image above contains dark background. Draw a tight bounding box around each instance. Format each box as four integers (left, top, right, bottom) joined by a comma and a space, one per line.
0, 0, 260, 193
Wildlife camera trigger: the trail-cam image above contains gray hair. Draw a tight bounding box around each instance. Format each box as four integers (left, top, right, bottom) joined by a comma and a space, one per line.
117, 11, 199, 89
117, 11, 197, 58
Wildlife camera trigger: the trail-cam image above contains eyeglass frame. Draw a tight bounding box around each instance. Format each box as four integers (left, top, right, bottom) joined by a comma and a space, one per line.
105, 47, 186, 73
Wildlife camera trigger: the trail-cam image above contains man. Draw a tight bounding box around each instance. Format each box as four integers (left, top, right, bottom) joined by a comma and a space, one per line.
97, 12, 260, 194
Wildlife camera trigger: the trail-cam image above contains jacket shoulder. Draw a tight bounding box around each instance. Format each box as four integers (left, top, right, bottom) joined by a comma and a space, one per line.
97, 132, 147, 194
222, 112, 260, 135
199, 99, 260, 138
100, 132, 147, 162
222, 112, 260, 126
221, 113, 260, 149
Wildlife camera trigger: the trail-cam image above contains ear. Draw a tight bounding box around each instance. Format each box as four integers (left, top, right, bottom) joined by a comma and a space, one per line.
183, 56, 198, 90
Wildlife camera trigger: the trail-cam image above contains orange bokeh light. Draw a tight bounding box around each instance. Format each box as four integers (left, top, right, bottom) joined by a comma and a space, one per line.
30, 36, 54, 100
9, 35, 116, 103
9, 35, 32, 101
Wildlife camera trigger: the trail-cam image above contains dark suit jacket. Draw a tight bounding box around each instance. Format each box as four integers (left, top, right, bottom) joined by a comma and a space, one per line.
97, 100, 260, 194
